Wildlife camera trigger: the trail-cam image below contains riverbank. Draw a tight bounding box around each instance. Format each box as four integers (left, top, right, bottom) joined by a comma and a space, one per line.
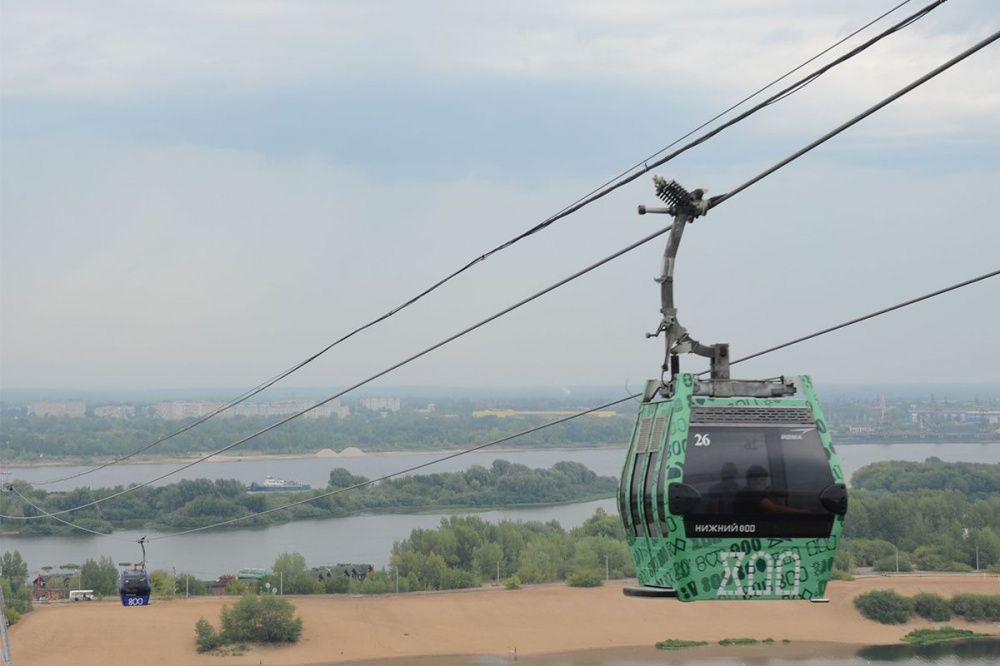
9, 575, 999, 666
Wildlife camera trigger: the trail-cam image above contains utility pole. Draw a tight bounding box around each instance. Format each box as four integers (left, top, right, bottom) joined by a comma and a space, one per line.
279, 571, 283, 596
605, 555, 609, 581
394, 567, 399, 595
895, 546, 899, 574
496, 561, 500, 587
0, 581, 13, 666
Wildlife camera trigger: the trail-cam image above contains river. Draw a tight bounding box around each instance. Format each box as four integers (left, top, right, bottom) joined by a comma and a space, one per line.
4, 443, 998, 576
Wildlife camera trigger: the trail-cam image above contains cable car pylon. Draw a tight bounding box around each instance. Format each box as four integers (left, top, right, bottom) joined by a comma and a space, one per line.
619, 176, 847, 601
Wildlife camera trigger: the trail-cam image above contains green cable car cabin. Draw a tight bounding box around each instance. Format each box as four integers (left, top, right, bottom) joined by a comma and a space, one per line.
617, 176, 847, 601
619, 373, 847, 601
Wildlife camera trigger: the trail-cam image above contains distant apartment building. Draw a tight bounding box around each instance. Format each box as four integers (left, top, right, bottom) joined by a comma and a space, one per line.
28, 400, 86, 418
909, 408, 1000, 425
304, 400, 350, 420
360, 397, 400, 413
153, 399, 348, 420
93, 405, 136, 419
153, 401, 225, 420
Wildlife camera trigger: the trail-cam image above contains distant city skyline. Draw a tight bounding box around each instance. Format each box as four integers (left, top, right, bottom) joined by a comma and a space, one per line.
2, 1, 998, 390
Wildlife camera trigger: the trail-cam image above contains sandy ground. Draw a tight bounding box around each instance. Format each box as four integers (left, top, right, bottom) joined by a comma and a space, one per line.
8, 575, 1000, 666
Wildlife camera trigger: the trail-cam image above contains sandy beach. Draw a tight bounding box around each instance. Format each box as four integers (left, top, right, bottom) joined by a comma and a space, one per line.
8, 574, 1000, 666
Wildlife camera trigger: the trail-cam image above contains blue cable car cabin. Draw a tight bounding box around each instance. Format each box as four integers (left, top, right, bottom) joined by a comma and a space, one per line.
119, 568, 151, 607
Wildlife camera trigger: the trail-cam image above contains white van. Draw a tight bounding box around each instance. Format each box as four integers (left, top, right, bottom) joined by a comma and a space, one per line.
69, 589, 95, 601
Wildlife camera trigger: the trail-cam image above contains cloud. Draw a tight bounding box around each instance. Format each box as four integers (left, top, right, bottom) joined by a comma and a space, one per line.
1, 136, 997, 389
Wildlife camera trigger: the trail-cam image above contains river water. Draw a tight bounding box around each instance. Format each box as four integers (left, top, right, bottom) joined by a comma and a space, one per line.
5, 443, 998, 576
348, 639, 1000, 665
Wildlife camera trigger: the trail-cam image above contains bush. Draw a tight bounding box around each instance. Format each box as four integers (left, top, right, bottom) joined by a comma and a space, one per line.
873, 554, 912, 573
195, 617, 222, 653
949, 594, 1000, 622
903, 627, 988, 645
719, 638, 758, 645
854, 590, 913, 624
220, 594, 303, 644
656, 638, 708, 650
567, 569, 603, 588
505, 575, 521, 590
323, 576, 351, 594
913, 593, 951, 622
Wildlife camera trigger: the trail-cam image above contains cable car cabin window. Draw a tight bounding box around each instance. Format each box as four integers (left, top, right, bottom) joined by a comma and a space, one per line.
121, 572, 150, 595
680, 424, 835, 538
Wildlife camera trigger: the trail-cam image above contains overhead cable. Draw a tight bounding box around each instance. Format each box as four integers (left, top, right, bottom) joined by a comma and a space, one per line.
11, 22, 994, 517
33, 0, 930, 486
11, 264, 996, 535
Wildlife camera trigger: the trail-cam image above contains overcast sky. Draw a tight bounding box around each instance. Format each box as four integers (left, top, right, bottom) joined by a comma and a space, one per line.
1, 0, 997, 393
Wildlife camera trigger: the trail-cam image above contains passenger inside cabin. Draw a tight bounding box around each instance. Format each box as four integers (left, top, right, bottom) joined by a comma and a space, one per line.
734, 465, 801, 514
705, 462, 740, 514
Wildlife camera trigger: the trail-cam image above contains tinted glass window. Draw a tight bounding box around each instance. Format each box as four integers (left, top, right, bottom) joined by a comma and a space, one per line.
680, 424, 835, 538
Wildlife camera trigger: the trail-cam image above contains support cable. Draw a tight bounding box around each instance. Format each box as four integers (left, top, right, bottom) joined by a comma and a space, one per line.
5, 265, 996, 530
32, 0, 929, 486
3, 226, 674, 518
8, 24, 995, 517
708, 29, 1000, 208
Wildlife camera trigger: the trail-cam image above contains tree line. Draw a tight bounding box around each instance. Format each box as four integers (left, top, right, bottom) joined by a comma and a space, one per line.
1, 460, 616, 535
0, 410, 632, 459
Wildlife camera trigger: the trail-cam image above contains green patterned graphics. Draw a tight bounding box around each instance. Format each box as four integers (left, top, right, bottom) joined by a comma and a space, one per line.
618, 374, 846, 600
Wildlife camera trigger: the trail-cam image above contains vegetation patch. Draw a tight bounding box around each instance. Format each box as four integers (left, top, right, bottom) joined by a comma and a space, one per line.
903, 628, 992, 646
949, 594, 1000, 622
655, 639, 708, 650
566, 569, 603, 587
719, 638, 759, 646
912, 593, 951, 622
854, 590, 913, 624
5, 460, 618, 535
195, 594, 302, 653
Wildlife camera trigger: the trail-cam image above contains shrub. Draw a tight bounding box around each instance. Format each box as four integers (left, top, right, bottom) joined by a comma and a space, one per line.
567, 569, 603, 588
913, 593, 951, 622
903, 627, 988, 645
656, 638, 708, 650
225, 579, 248, 595
195, 617, 222, 653
220, 594, 303, 644
719, 638, 758, 645
950, 594, 1000, 622
854, 590, 913, 624
324, 576, 350, 594
504, 575, 521, 590
873, 554, 912, 573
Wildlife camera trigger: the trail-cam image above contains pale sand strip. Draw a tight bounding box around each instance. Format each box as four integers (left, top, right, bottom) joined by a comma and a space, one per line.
9, 575, 1000, 666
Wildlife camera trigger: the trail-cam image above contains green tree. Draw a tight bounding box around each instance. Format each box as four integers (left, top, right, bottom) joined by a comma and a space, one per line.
80, 556, 119, 596
1, 551, 28, 591
220, 594, 303, 644
1, 577, 32, 625
270, 552, 319, 594
175, 573, 207, 596
195, 617, 222, 652
854, 590, 913, 624
150, 569, 176, 599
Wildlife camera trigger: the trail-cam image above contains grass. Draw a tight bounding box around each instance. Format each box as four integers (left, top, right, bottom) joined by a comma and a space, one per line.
655, 639, 709, 650
208, 643, 247, 656
902, 628, 992, 646
718, 638, 759, 646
